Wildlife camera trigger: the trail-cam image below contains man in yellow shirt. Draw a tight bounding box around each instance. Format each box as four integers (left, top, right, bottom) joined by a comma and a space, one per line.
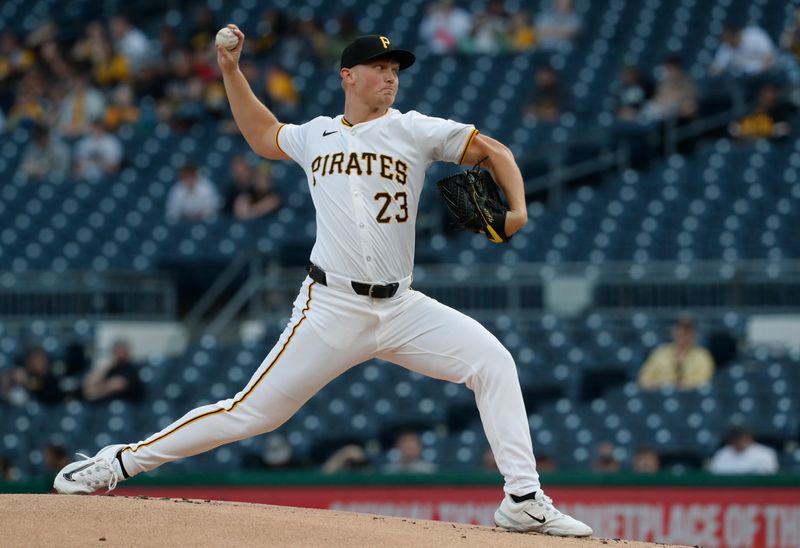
638, 316, 715, 390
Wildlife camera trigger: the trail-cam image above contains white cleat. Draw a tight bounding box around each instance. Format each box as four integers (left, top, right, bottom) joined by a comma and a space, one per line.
53, 444, 128, 495
494, 491, 593, 537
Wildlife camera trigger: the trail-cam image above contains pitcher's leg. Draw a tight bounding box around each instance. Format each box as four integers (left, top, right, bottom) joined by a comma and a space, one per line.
122, 280, 366, 475
378, 292, 539, 495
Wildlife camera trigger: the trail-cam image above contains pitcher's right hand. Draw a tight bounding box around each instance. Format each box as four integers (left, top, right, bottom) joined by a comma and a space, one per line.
216, 24, 245, 73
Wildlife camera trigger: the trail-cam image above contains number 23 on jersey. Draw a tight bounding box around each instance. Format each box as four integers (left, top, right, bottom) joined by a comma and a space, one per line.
374, 192, 408, 223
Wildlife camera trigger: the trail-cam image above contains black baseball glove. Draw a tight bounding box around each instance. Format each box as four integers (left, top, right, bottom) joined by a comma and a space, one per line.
436, 161, 511, 243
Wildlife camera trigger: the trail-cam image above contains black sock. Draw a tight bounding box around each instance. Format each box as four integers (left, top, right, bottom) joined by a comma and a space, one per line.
116, 451, 130, 479
511, 491, 537, 503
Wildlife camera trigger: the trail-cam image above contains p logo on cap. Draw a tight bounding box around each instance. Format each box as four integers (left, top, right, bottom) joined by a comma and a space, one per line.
340, 35, 416, 70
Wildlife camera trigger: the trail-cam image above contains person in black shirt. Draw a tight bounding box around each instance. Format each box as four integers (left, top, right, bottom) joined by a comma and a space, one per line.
233, 162, 282, 221
0, 346, 65, 406
611, 64, 654, 121
82, 340, 144, 403
224, 153, 254, 214
524, 63, 571, 123
729, 83, 793, 139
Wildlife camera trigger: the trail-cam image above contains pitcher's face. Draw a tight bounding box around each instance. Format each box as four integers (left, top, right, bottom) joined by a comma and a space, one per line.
344, 57, 400, 109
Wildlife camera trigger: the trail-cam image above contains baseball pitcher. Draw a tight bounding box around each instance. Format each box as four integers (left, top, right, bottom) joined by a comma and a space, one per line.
54, 28, 592, 538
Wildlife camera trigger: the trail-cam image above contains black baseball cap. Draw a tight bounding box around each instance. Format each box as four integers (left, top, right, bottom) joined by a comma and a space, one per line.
340, 35, 415, 71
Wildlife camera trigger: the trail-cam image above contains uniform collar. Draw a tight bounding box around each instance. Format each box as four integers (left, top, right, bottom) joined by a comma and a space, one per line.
340, 109, 393, 128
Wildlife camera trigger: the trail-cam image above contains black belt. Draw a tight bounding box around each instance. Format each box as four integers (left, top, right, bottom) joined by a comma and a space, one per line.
306, 263, 400, 299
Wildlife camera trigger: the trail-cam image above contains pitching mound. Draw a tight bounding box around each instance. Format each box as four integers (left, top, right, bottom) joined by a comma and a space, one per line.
0, 494, 684, 547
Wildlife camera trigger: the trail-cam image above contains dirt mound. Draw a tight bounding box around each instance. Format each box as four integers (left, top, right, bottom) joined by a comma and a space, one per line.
0, 494, 685, 547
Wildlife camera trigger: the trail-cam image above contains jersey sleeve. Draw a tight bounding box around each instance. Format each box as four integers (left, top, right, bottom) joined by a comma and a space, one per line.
275, 123, 306, 164
408, 111, 478, 165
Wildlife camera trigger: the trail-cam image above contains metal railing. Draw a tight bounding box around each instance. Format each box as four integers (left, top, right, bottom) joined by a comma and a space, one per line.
525, 139, 626, 201
192, 258, 800, 336
0, 271, 176, 320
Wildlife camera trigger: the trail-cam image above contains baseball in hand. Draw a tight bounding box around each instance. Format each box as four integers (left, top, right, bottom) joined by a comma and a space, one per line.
216, 27, 239, 50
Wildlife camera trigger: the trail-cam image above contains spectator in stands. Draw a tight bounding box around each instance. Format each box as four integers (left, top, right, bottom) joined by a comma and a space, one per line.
298, 18, 330, 64
72, 21, 130, 88
56, 71, 106, 137
73, 121, 123, 181
191, 47, 217, 82
82, 340, 144, 403
709, 427, 778, 475
19, 123, 70, 182
252, 9, 290, 57
130, 22, 170, 92
188, 6, 219, 53
632, 447, 661, 473
524, 63, 570, 122
233, 163, 282, 221
160, 49, 205, 129
173, 76, 208, 129
464, 15, 500, 55
0, 455, 21, 481
0, 31, 35, 89
729, 83, 793, 140
273, 17, 324, 68
0, 29, 31, 70
710, 24, 777, 78
326, 13, 359, 67
462, 0, 509, 55
37, 35, 72, 81
225, 153, 255, 214
263, 65, 300, 121
322, 444, 371, 473
72, 21, 107, 66
640, 56, 697, 123
381, 430, 437, 474
26, 21, 58, 52
0, 346, 65, 406
611, 64, 654, 121
165, 163, 221, 221
204, 79, 228, 122
508, 11, 538, 52
43, 443, 71, 474
103, 84, 140, 130
7, 76, 47, 130
419, 0, 473, 55
637, 315, 715, 391
535, 0, 582, 51
165, 47, 194, 84
156, 24, 180, 65
592, 441, 621, 473
109, 15, 150, 73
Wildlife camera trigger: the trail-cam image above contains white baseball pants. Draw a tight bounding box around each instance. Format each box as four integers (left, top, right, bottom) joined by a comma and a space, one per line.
120, 277, 540, 495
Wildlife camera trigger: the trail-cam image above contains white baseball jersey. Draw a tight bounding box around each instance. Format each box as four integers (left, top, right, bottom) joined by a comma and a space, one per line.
276, 108, 478, 282
115, 108, 542, 501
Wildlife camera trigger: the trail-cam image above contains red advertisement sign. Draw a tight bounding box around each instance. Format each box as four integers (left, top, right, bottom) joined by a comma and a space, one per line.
115, 485, 800, 548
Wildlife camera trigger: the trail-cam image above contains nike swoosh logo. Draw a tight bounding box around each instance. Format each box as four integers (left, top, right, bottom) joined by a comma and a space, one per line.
322, 130, 338, 137
524, 511, 546, 524
62, 461, 94, 481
